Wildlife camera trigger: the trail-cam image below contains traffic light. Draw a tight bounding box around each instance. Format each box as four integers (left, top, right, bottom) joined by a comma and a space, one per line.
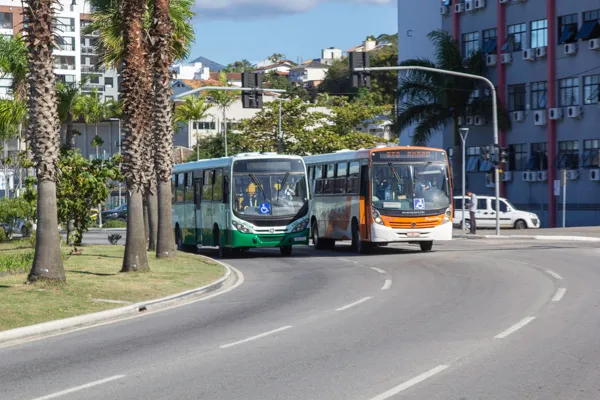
480, 146, 491, 161
241, 72, 263, 109
349, 51, 371, 89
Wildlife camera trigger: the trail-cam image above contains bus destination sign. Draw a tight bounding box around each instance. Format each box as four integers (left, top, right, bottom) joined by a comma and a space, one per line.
372, 149, 447, 162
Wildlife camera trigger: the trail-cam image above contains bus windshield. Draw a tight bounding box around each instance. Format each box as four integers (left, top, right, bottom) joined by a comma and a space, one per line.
372, 162, 451, 211
233, 173, 307, 216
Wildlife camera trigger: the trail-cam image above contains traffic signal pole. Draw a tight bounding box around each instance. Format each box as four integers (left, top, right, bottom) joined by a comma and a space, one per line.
354, 65, 501, 235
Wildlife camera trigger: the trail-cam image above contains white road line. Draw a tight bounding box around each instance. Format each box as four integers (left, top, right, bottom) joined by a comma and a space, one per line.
370, 267, 386, 274
337, 257, 358, 264
552, 287, 566, 302
544, 269, 563, 280
31, 375, 125, 400
368, 365, 450, 400
219, 326, 293, 349
494, 317, 536, 339
335, 296, 373, 311
381, 279, 392, 290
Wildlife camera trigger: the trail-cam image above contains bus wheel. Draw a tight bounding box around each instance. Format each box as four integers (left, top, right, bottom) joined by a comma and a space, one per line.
352, 221, 370, 254
215, 228, 229, 259
280, 245, 292, 256
419, 241, 433, 252
312, 222, 326, 250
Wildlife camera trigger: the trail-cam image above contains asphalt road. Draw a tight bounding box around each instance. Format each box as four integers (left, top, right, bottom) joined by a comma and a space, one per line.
1, 237, 599, 399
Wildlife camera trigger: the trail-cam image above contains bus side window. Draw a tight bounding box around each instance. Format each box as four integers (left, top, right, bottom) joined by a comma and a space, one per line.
177, 173, 185, 202
202, 170, 213, 201
171, 174, 176, 204
185, 173, 194, 202
194, 178, 202, 209
359, 165, 369, 198
334, 162, 347, 194
347, 161, 360, 194
223, 172, 230, 204
323, 164, 335, 194
213, 169, 223, 201
314, 165, 324, 196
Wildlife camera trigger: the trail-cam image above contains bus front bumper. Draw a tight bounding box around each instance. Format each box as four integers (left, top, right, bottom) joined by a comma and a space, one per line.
370, 221, 453, 243
231, 229, 310, 248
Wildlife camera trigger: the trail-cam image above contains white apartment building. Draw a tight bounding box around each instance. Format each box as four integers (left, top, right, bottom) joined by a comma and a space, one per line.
171, 61, 210, 80
320, 47, 342, 65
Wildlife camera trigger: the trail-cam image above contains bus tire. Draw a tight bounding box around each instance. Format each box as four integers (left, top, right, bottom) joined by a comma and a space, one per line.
215, 226, 229, 259
352, 221, 369, 254
312, 221, 326, 250
280, 245, 292, 256
419, 241, 433, 252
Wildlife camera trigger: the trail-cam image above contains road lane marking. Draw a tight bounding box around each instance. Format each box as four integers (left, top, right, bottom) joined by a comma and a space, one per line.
370, 267, 386, 274
368, 365, 450, 400
337, 257, 358, 264
494, 317, 536, 339
31, 375, 125, 400
381, 279, 392, 290
335, 296, 373, 311
220, 326, 293, 349
552, 288, 566, 302
544, 269, 563, 280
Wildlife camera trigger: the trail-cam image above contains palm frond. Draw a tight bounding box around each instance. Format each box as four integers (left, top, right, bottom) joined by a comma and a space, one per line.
396, 101, 450, 133
411, 111, 450, 146
427, 30, 463, 72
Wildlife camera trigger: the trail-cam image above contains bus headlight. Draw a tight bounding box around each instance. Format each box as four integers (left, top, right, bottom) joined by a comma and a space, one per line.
443, 207, 452, 222
232, 221, 252, 233
372, 207, 384, 225
292, 219, 309, 233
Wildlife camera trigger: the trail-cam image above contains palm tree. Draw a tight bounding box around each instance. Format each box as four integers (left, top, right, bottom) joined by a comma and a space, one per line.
395, 30, 510, 175
268, 53, 285, 64
209, 72, 239, 157
174, 95, 212, 160
23, 0, 65, 282
74, 88, 105, 154
57, 78, 88, 149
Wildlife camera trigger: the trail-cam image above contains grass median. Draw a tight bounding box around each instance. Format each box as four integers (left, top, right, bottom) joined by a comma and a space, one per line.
0, 243, 225, 331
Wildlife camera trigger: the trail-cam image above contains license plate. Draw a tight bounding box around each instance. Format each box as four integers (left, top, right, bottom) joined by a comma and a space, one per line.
407, 232, 421, 238
294, 236, 306, 242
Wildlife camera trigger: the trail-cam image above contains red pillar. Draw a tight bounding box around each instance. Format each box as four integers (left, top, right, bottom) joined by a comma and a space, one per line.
497, 1, 507, 197
452, 0, 460, 41
546, 0, 557, 227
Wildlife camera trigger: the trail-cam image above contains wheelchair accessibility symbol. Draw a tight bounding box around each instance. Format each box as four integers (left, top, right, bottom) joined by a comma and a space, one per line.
259, 203, 271, 215
413, 198, 425, 210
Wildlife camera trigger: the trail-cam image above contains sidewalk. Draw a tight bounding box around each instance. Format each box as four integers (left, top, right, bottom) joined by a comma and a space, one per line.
453, 226, 600, 242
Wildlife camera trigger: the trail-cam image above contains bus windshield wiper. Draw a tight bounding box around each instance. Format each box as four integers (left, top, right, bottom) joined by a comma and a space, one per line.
249, 173, 267, 202
387, 162, 401, 183
277, 172, 290, 202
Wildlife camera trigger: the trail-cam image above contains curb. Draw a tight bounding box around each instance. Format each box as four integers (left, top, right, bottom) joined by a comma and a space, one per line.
0, 255, 239, 346
455, 233, 600, 242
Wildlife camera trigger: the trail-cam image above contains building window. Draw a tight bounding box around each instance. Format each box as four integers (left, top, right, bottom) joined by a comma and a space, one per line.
89, 75, 100, 84
194, 121, 216, 130
0, 12, 12, 29
557, 141, 579, 169
53, 55, 76, 70
105, 77, 114, 88
57, 36, 75, 51
483, 28, 497, 54
462, 31, 480, 58
528, 142, 548, 171
558, 14, 578, 44
531, 19, 548, 48
505, 23, 527, 52
508, 84, 526, 111
583, 74, 600, 105
531, 81, 547, 110
559, 77, 579, 107
508, 144, 528, 171
583, 140, 600, 168
466, 147, 480, 172
55, 17, 75, 33
105, 95, 114, 102
577, 10, 600, 41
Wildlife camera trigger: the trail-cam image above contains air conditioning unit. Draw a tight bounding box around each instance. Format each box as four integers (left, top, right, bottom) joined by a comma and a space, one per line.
537, 170, 548, 181
474, 0, 486, 8
512, 111, 524, 122
564, 43, 578, 56
455, 3, 465, 13
590, 38, 600, 51
534, 110, 547, 126
522, 48, 535, 61
590, 169, 600, 181
441, 5, 449, 15
566, 170, 579, 180
549, 108, 563, 120
466, 116, 474, 125
566, 106, 583, 119
513, 0, 527, 3
501, 53, 512, 64
465, 0, 474, 11
474, 115, 486, 126
522, 171, 537, 182
486, 54, 497, 66
535, 46, 546, 58
499, 0, 509, 3
502, 171, 513, 182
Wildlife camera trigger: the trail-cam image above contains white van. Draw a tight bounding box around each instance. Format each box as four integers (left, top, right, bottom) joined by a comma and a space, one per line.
453, 195, 540, 230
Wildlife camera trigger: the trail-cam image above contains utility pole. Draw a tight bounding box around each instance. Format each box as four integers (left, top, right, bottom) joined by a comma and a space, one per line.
353, 65, 501, 235
278, 98, 282, 154
459, 128, 469, 231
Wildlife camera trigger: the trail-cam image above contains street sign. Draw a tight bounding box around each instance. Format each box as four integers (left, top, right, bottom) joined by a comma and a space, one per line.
554, 180, 560, 196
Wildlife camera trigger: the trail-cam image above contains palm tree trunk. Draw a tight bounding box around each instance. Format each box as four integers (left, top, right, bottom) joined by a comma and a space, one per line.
17, 123, 23, 194
152, 0, 176, 258
25, 0, 65, 282
143, 194, 149, 242
65, 111, 76, 149
120, 0, 150, 272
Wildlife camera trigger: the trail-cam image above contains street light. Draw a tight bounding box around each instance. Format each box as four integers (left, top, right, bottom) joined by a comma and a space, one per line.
459, 128, 469, 231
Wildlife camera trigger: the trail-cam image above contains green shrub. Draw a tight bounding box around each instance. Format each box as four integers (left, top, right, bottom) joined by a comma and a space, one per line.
0, 227, 6, 243
0, 251, 34, 274
103, 219, 126, 229
28, 232, 36, 249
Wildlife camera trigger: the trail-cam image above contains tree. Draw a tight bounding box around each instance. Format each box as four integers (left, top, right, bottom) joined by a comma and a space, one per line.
319, 57, 353, 97
262, 71, 309, 100
23, 0, 65, 282
208, 72, 239, 157
268, 53, 285, 64
370, 41, 399, 107
174, 95, 212, 159
186, 133, 244, 161
222, 59, 254, 73
327, 95, 390, 137
74, 88, 105, 150
57, 79, 88, 150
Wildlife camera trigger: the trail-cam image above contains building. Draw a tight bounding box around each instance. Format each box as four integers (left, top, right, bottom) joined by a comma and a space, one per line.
254, 60, 296, 74
438, 0, 600, 227
171, 61, 210, 80
320, 47, 343, 65
288, 61, 330, 87
209, 72, 242, 87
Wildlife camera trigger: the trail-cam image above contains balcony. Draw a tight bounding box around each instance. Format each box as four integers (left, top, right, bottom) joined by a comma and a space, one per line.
81, 65, 105, 73
81, 46, 96, 55
82, 84, 105, 92
54, 64, 76, 71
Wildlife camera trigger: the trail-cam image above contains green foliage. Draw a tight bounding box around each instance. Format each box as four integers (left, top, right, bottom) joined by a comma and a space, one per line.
0, 226, 6, 243
0, 35, 28, 101
319, 57, 353, 97
262, 72, 309, 100
174, 95, 212, 124
91, 135, 105, 149
108, 233, 123, 244
327, 95, 390, 137
208, 72, 239, 114
222, 59, 254, 73
0, 197, 35, 238
0, 250, 34, 274
187, 133, 244, 161
104, 219, 127, 229
268, 53, 285, 64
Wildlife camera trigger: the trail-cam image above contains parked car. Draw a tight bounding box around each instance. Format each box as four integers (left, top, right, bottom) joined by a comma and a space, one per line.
453, 195, 540, 230
101, 204, 128, 222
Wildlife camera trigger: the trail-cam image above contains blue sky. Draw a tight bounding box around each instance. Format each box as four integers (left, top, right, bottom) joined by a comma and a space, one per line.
189, 0, 397, 66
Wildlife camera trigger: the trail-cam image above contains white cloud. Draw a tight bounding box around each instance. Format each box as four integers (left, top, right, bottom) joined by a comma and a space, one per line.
193, 0, 393, 19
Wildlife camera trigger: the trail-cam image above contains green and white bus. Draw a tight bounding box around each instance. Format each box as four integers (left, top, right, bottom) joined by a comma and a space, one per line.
172, 153, 310, 257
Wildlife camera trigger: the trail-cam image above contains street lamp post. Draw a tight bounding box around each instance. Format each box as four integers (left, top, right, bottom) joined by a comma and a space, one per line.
277, 98, 283, 154
459, 128, 469, 231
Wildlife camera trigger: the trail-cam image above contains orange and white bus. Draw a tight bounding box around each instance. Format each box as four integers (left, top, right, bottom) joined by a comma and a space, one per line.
304, 146, 453, 253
